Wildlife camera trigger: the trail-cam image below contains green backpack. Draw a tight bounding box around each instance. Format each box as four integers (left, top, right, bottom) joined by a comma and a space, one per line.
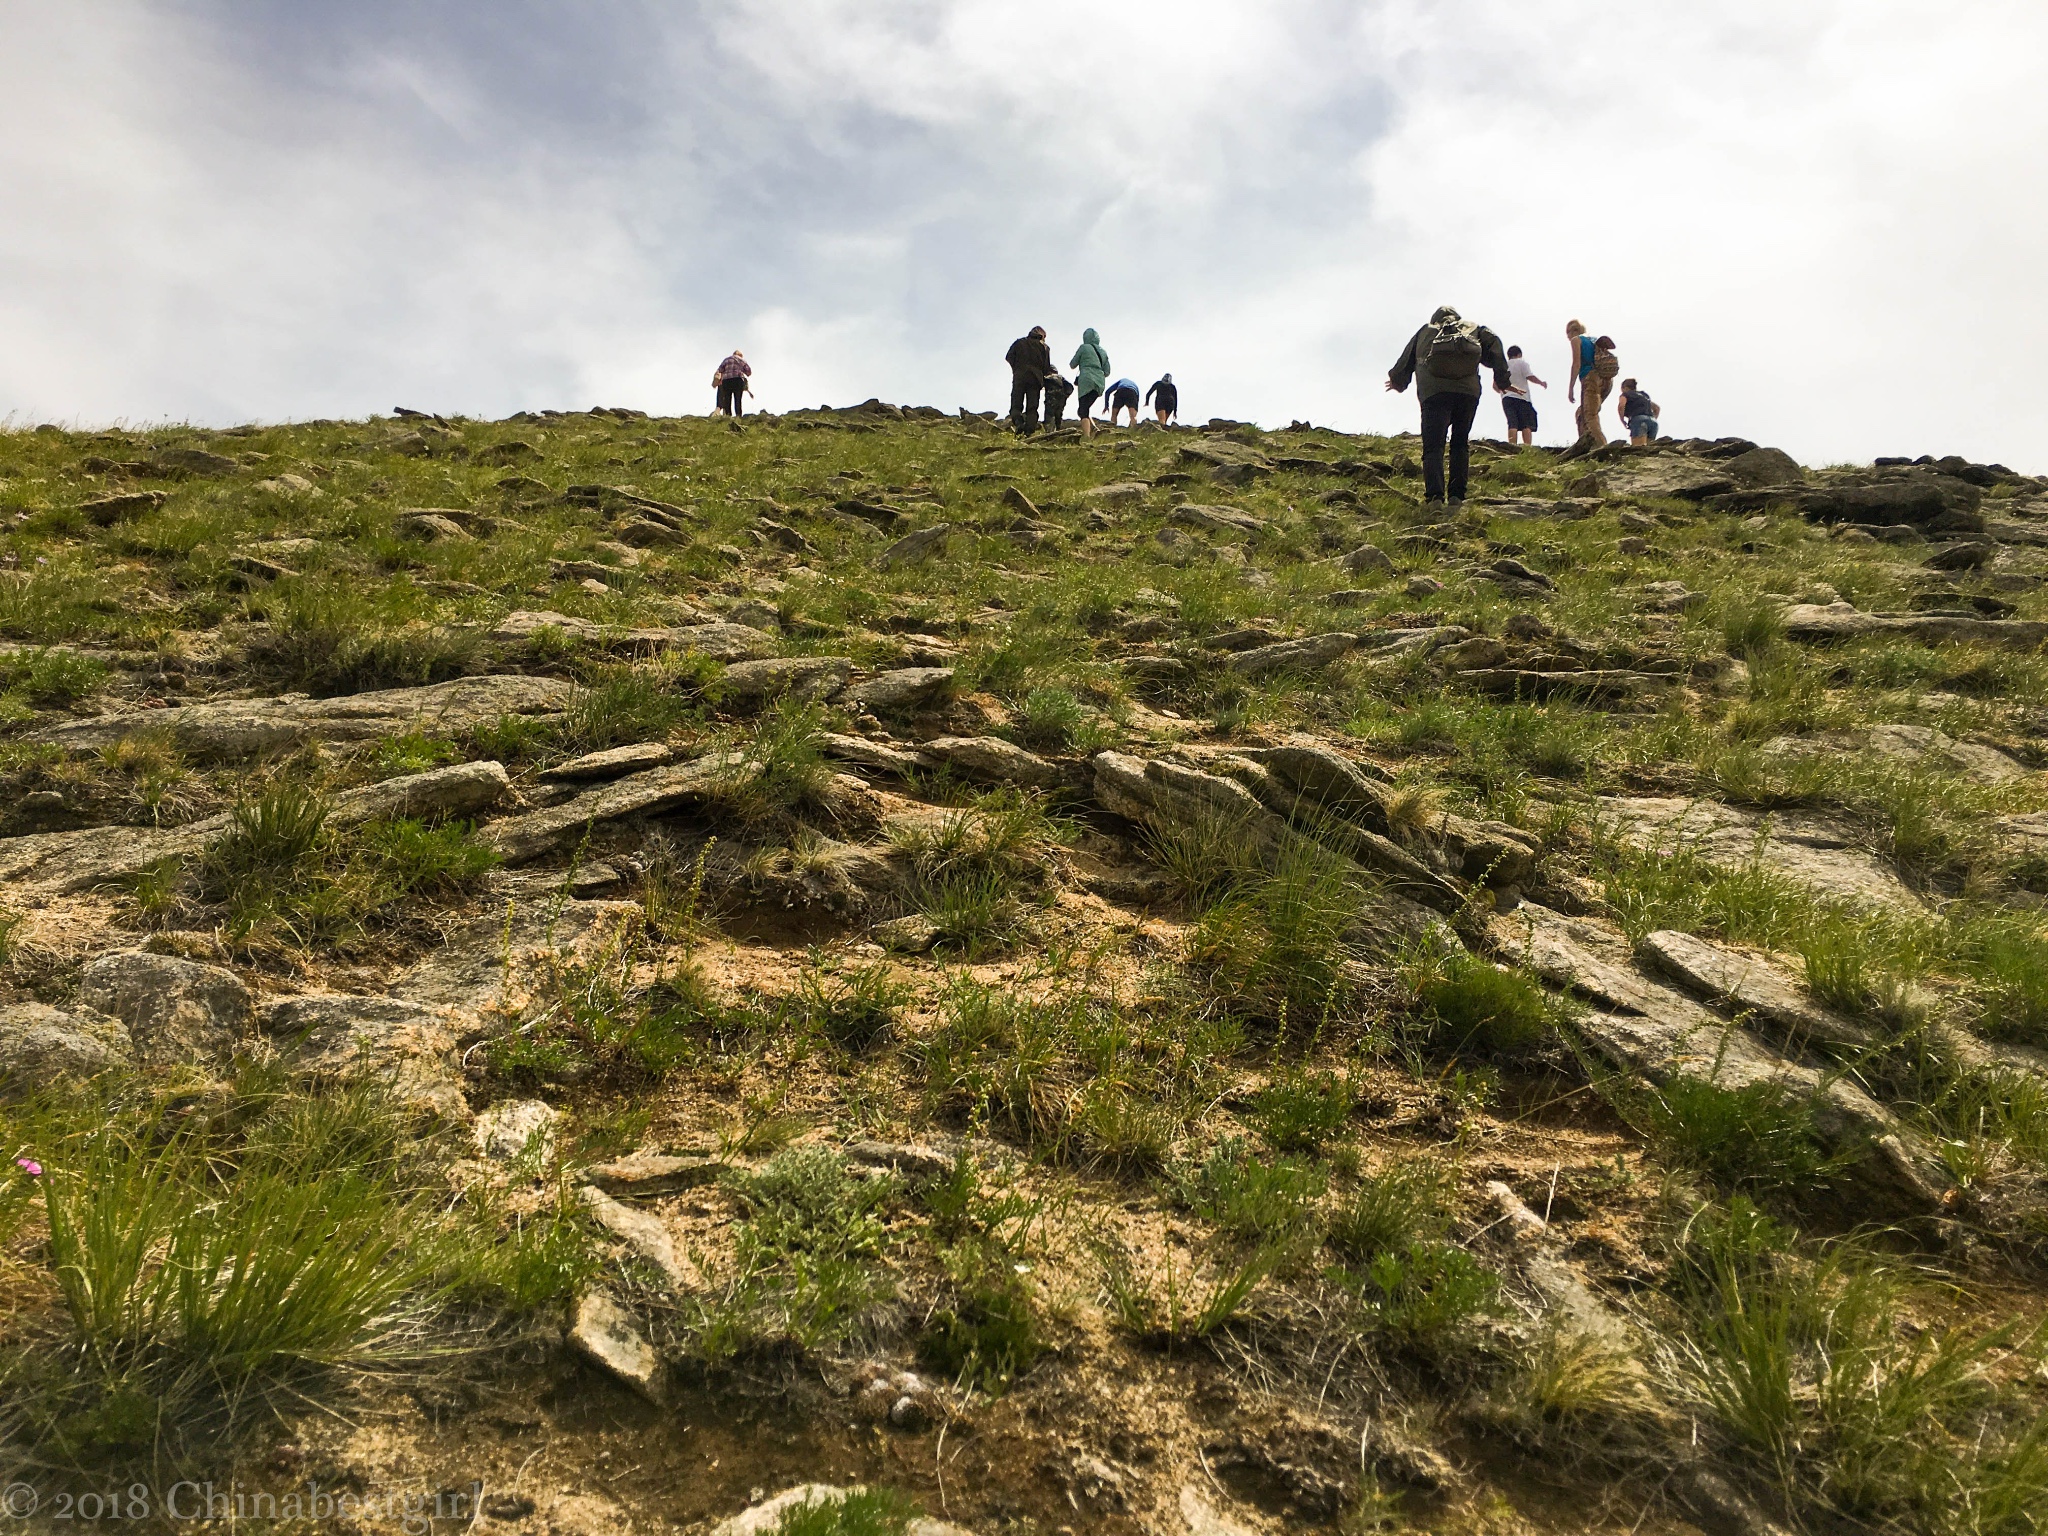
1423, 320, 1483, 379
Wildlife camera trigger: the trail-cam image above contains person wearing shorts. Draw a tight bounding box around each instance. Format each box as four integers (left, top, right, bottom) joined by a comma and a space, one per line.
1104, 378, 1141, 427
713, 350, 752, 417
1498, 345, 1546, 446
1070, 328, 1109, 436
1618, 378, 1661, 445
1145, 373, 1178, 424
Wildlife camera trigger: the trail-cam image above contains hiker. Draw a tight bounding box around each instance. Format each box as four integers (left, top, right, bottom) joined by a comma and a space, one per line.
1042, 368, 1075, 430
1498, 346, 1546, 447
1618, 377, 1661, 444
1146, 373, 1178, 425
1070, 328, 1109, 435
712, 350, 752, 417
1004, 326, 1053, 433
1104, 377, 1142, 427
1385, 305, 1512, 506
1564, 322, 1618, 453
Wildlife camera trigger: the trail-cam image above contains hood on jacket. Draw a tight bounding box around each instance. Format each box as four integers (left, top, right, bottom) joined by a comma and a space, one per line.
1162, 373, 1173, 383
1431, 305, 1462, 324
1082, 328, 1100, 346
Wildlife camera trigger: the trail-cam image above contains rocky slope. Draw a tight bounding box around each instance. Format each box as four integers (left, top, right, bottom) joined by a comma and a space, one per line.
3, 403, 2048, 1534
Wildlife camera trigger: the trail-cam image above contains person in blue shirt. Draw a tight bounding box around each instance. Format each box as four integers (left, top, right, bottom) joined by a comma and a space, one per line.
1104, 378, 1142, 427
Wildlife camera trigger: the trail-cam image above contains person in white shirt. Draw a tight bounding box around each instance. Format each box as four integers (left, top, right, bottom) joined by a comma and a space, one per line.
1496, 345, 1547, 447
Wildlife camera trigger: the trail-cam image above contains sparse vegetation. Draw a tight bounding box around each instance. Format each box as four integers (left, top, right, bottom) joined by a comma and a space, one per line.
6, 406, 2048, 1530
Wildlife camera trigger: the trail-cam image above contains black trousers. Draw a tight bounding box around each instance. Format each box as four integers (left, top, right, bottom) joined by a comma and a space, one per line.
1419, 390, 1479, 502
716, 378, 746, 417
1008, 375, 1041, 430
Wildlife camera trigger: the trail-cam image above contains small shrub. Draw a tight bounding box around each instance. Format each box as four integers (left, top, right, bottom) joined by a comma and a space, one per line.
920, 1253, 1042, 1392
798, 959, 908, 1053
2, 646, 109, 706
1621, 1076, 1835, 1198
1171, 1137, 1326, 1245
1188, 840, 1363, 1022
1251, 1068, 1356, 1153
1341, 1239, 1501, 1350
713, 697, 830, 825
1418, 953, 1567, 1059
1012, 686, 1089, 752
768, 1488, 918, 1536
1328, 1158, 1456, 1263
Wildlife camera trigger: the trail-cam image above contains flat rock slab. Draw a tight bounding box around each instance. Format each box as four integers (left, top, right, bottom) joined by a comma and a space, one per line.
264, 994, 467, 1122
1779, 601, 2048, 649
0, 762, 510, 896
847, 667, 955, 715
1171, 504, 1267, 536
1495, 904, 1948, 1213
577, 1186, 701, 1292
1763, 724, 2028, 783
38, 675, 571, 758
489, 612, 775, 660
717, 655, 853, 708
1458, 668, 1672, 701
1599, 795, 1920, 911
921, 735, 1061, 788
570, 1290, 667, 1404
479, 752, 740, 863
818, 732, 936, 777
539, 741, 674, 781
1225, 632, 1356, 678
474, 1099, 559, 1164
1639, 928, 1871, 1052
582, 1151, 722, 1197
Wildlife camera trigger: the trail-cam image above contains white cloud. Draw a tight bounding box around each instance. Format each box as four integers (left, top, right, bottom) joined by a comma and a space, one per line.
0, 1, 2043, 469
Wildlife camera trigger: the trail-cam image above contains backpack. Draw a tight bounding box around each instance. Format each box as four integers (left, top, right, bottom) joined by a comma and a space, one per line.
1422, 320, 1483, 380
1592, 348, 1620, 382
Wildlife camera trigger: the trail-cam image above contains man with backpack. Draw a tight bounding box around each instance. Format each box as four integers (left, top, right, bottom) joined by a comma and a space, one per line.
1386, 305, 1512, 507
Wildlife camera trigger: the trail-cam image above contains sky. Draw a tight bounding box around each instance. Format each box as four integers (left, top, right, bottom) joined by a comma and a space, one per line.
1, 2, 2044, 469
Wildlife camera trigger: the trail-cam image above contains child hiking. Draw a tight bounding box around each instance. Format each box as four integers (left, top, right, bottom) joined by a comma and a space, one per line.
1499, 345, 1546, 447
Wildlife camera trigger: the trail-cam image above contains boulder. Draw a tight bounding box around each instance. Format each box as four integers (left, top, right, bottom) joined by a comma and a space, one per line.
1722, 447, 1804, 487
847, 667, 955, 715
264, 994, 467, 1121
920, 736, 1061, 788
1923, 542, 1996, 572
474, 1099, 559, 1164
1342, 543, 1396, 576
0, 1002, 131, 1096
716, 656, 853, 709
77, 950, 252, 1068
37, 675, 571, 758
582, 1151, 721, 1197
1082, 481, 1150, 505
79, 491, 168, 525
395, 512, 472, 543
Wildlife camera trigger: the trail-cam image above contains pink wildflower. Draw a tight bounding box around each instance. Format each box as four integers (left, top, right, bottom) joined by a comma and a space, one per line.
14, 1158, 40, 1177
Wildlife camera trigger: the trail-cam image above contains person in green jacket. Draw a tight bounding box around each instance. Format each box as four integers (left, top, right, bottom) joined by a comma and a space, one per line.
1070, 328, 1109, 436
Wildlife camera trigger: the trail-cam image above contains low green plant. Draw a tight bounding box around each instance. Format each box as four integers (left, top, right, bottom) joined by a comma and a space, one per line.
768, 1488, 919, 1536
798, 958, 908, 1053
1327, 1158, 1456, 1263
1252, 1067, 1356, 1152
1171, 1137, 1326, 1245
1417, 953, 1568, 1060
1621, 1075, 1836, 1199
1187, 840, 1364, 1022
712, 697, 830, 825
700, 1147, 898, 1356
1340, 1239, 1501, 1350
2, 646, 109, 707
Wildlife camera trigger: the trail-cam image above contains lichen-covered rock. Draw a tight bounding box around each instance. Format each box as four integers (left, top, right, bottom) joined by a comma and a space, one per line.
77, 950, 252, 1068
0, 1003, 132, 1096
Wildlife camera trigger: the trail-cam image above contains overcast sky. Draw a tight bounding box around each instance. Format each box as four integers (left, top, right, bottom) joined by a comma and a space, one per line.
2, 2, 2044, 469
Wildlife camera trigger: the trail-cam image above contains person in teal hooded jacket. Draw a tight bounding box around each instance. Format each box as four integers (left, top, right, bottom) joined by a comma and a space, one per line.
1070, 329, 1109, 434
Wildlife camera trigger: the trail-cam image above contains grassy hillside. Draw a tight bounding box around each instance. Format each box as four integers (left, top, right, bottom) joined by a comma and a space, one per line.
4, 402, 2048, 1534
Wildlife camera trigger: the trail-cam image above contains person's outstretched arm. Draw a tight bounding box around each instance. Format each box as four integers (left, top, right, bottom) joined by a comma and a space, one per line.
1529, 373, 1548, 389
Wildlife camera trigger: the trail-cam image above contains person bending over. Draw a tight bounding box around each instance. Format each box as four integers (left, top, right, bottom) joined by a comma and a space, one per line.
1104, 378, 1141, 427
1617, 377, 1661, 445
1146, 373, 1178, 425
712, 350, 752, 417
1385, 305, 1511, 507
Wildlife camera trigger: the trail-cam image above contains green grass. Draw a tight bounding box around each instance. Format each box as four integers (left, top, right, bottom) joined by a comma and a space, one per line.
1417, 952, 1571, 1060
